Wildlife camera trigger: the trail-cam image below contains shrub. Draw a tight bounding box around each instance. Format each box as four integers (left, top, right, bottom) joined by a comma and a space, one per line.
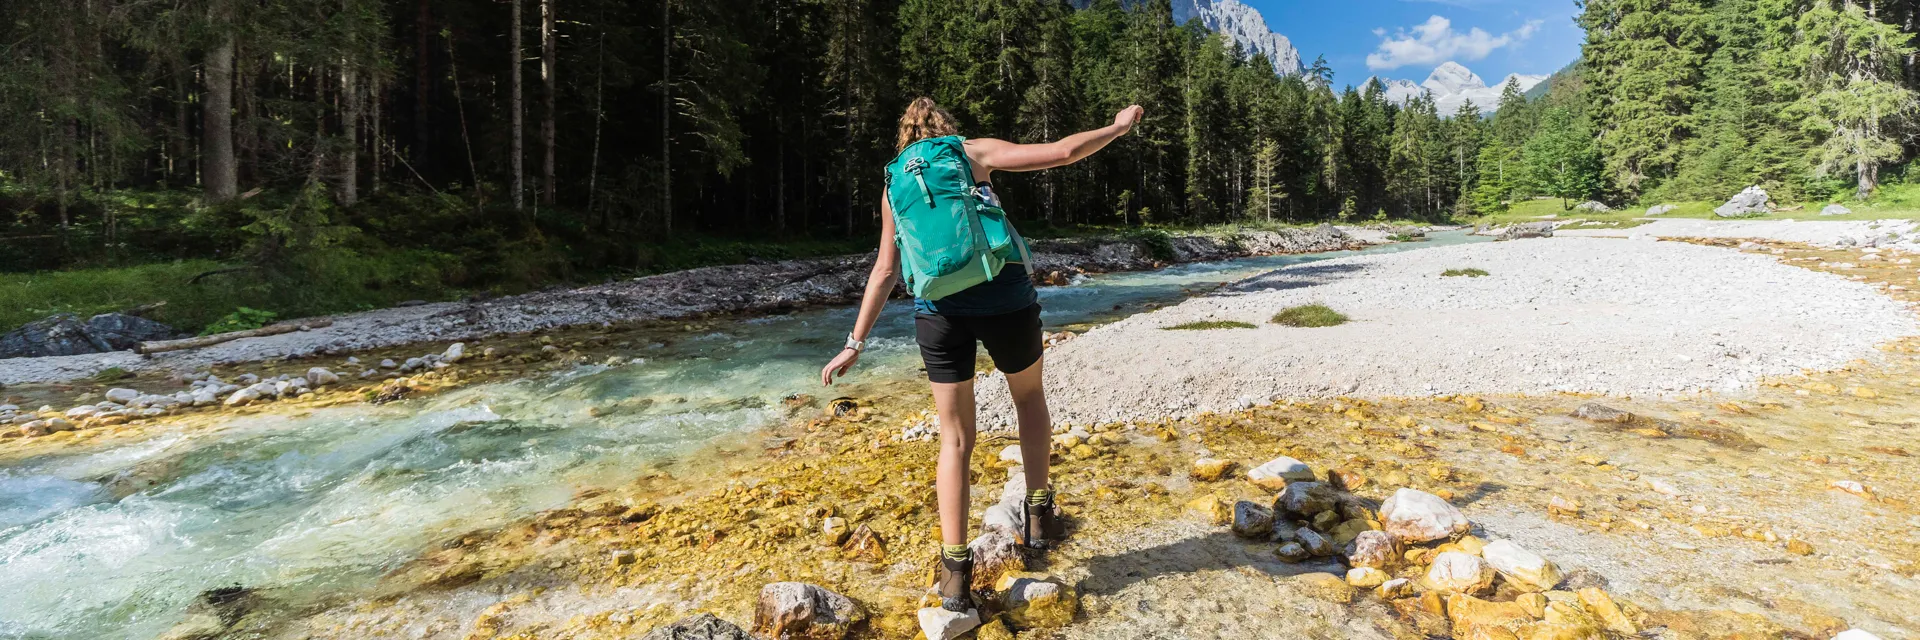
201, 307, 279, 335
1271, 304, 1349, 328
1442, 268, 1490, 277
1162, 320, 1257, 331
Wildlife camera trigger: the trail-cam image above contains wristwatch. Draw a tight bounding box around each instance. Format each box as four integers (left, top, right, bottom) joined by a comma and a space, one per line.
844, 333, 866, 353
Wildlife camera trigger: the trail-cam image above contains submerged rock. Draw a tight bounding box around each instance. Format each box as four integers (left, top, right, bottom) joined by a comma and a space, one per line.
997, 572, 1077, 629
752, 582, 865, 640
1274, 481, 1338, 517
1570, 403, 1634, 424
640, 613, 754, 640
1189, 458, 1234, 482
1380, 488, 1470, 542
1246, 456, 1315, 489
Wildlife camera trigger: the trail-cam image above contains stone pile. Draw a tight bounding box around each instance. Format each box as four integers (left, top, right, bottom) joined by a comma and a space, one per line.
1215, 456, 1648, 640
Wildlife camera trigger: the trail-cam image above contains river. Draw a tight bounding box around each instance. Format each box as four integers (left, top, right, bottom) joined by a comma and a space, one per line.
0, 232, 1490, 640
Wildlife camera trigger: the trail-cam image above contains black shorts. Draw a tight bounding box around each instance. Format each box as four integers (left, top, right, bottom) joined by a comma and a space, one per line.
915, 304, 1044, 384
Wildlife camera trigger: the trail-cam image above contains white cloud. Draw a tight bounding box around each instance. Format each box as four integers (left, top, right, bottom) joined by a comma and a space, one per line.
1365, 16, 1543, 71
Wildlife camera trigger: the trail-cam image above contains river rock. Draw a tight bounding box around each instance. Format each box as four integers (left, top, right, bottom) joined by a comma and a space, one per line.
444, 342, 467, 363
225, 388, 262, 407
1428, 551, 1496, 594
1247, 456, 1315, 489
86, 313, 179, 350
66, 406, 99, 420
916, 607, 981, 640
969, 527, 1026, 590
1378, 578, 1413, 599
1230, 501, 1275, 538
105, 388, 141, 404
1645, 204, 1677, 216
641, 613, 755, 640
1275, 542, 1310, 562
1447, 593, 1532, 632
1274, 481, 1339, 517
1576, 588, 1636, 634
1483, 539, 1563, 592
1297, 527, 1338, 557
1190, 458, 1234, 482
1573, 201, 1611, 213
982, 503, 1023, 538
1347, 530, 1401, 569
1821, 204, 1853, 216
1346, 567, 1389, 588
998, 572, 1077, 629
1570, 402, 1634, 424
1834, 630, 1884, 640
1715, 186, 1772, 217
0, 314, 110, 358
306, 368, 341, 386
1497, 222, 1555, 241
997, 445, 1023, 465
1380, 488, 1470, 542
752, 582, 865, 640
191, 390, 217, 407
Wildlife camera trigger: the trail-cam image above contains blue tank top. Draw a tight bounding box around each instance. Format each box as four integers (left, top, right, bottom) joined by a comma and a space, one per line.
913, 263, 1038, 317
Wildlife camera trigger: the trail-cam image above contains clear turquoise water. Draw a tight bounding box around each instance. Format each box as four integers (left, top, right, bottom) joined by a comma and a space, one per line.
0, 232, 1487, 639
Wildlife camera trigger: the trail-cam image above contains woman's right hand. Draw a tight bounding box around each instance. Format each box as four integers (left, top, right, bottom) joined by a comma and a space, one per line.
821, 348, 861, 385
1114, 105, 1145, 133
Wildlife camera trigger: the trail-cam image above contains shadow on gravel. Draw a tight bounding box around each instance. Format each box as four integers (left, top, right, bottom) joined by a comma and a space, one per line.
1076, 531, 1346, 597
1221, 263, 1368, 295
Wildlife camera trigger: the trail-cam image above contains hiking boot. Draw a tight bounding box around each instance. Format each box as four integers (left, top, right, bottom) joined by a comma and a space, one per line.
1023, 494, 1066, 550
935, 555, 975, 612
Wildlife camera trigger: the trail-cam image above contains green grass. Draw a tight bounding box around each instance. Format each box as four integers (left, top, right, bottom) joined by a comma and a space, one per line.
1271, 304, 1349, 328
1162, 320, 1257, 331
1473, 195, 1920, 226
1441, 268, 1490, 277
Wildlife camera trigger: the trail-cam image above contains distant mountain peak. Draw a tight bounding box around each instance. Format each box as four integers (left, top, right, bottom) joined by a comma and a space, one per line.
1377, 62, 1546, 115
1072, 0, 1303, 76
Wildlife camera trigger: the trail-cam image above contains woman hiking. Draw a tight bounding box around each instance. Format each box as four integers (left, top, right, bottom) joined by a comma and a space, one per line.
820, 97, 1144, 613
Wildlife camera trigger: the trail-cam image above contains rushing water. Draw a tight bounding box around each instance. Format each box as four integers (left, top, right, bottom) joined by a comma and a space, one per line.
0, 232, 1486, 639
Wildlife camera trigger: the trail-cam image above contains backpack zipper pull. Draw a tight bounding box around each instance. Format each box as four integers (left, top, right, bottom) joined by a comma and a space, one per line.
905, 158, 934, 207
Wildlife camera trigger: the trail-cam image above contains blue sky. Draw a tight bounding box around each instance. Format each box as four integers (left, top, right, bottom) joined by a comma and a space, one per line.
1246, 0, 1585, 87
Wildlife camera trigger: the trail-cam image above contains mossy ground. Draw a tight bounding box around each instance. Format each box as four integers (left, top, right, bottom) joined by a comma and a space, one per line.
1162, 320, 1257, 331
1271, 304, 1349, 328
1441, 268, 1490, 278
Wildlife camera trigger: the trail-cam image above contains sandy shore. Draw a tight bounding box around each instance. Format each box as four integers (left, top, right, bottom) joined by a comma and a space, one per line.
1559, 217, 1920, 249
976, 236, 1919, 429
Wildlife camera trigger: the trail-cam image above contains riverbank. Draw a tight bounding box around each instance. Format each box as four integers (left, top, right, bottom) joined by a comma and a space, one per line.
974, 236, 1919, 429
0, 225, 1380, 388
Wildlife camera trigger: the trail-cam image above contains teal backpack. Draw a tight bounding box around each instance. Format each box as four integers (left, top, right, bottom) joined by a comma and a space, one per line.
884, 136, 1031, 301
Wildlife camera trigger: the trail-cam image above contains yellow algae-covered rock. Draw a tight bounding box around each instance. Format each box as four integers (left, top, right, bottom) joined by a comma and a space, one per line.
1448, 594, 1532, 635
1184, 495, 1231, 525
968, 527, 1026, 591
1286, 571, 1356, 604
1482, 539, 1563, 592
995, 572, 1078, 629
1576, 588, 1637, 634
1515, 593, 1548, 618
636, 613, 754, 640
1329, 518, 1372, 545
973, 615, 1016, 640
1190, 458, 1234, 482
1514, 621, 1604, 640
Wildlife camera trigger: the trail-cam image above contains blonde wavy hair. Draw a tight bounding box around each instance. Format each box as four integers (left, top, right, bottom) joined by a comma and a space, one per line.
896, 97, 959, 151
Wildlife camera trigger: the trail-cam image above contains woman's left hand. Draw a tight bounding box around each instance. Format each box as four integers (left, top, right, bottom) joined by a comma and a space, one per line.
821, 348, 861, 385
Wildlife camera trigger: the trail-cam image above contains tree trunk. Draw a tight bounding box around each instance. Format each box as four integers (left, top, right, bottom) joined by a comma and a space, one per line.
662, 0, 673, 237
588, 10, 606, 226
510, 0, 525, 212
541, 0, 557, 205
338, 63, 360, 206
1857, 157, 1876, 200
204, 36, 239, 203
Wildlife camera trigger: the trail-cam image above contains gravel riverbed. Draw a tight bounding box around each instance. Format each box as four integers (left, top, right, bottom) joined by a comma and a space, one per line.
976, 237, 1920, 428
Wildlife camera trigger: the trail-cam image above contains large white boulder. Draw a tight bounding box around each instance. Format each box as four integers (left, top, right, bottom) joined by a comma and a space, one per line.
1380, 488, 1471, 542
1715, 186, 1772, 217
1427, 551, 1496, 594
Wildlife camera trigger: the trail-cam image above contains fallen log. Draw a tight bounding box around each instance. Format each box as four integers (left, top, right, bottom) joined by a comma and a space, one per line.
135, 320, 333, 355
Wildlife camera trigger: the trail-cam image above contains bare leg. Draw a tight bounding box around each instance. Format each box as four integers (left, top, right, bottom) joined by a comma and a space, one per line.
1004, 358, 1051, 496
931, 379, 977, 546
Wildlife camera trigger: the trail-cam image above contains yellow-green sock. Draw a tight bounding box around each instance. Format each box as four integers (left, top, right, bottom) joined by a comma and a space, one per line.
942, 544, 971, 562
1027, 488, 1054, 506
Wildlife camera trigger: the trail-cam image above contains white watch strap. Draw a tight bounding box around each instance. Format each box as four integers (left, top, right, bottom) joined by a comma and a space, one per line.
845, 333, 866, 352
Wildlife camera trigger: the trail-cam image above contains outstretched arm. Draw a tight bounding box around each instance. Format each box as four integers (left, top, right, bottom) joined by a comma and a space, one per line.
966, 105, 1144, 173
821, 200, 901, 385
